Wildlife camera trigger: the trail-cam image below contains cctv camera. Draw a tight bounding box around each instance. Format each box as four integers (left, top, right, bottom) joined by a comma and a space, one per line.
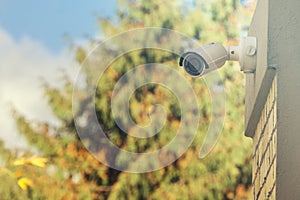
179, 37, 257, 77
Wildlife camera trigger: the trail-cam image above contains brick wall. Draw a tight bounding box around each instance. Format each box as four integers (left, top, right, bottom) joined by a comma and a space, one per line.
252, 75, 277, 200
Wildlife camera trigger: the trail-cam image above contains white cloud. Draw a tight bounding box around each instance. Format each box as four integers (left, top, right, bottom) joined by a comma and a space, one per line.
0, 27, 80, 150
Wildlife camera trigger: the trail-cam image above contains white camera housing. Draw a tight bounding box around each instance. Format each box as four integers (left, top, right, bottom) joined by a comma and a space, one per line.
179, 37, 257, 77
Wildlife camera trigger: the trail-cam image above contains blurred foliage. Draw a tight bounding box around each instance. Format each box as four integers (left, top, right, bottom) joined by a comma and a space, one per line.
0, 0, 256, 199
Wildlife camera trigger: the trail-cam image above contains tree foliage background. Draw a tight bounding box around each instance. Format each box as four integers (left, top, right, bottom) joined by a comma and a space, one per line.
0, 0, 255, 199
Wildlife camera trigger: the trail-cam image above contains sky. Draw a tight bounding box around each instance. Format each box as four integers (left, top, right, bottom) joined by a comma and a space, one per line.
0, 0, 118, 52
0, 0, 117, 149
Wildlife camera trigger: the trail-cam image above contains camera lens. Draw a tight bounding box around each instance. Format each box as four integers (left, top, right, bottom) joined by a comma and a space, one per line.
183, 53, 207, 76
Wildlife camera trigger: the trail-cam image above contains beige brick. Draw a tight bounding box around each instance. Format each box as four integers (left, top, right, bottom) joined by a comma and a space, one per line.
254, 182, 259, 199
261, 125, 269, 152
269, 109, 274, 132
261, 185, 267, 199
273, 154, 277, 180
270, 84, 275, 102
262, 155, 268, 180
270, 109, 274, 126
252, 76, 277, 200
266, 146, 271, 168
273, 130, 277, 156
271, 187, 276, 200
270, 137, 274, 160
267, 174, 273, 192
274, 103, 277, 125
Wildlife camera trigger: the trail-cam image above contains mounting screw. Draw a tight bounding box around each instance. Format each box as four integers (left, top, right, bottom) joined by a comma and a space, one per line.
246, 46, 256, 56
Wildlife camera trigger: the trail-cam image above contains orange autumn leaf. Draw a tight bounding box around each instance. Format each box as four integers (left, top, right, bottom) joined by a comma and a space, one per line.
13, 170, 25, 178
